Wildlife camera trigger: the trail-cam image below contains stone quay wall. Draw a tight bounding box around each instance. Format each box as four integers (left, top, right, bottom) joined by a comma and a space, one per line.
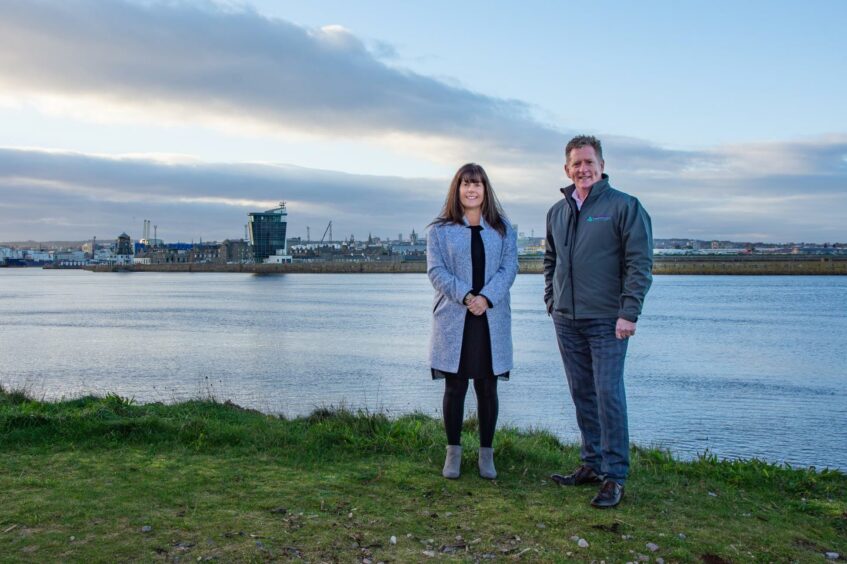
87, 256, 847, 275
517, 256, 846, 275
650, 256, 847, 275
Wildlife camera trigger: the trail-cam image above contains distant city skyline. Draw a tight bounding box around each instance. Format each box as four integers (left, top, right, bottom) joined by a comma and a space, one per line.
1, 0, 845, 242
3, 232, 844, 249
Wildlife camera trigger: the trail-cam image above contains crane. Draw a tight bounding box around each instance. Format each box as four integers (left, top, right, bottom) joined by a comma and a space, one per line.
320, 221, 333, 244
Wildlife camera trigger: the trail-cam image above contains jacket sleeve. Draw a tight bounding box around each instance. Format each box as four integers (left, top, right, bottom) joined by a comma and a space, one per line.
543, 207, 556, 313
480, 225, 518, 307
618, 198, 653, 322
426, 225, 473, 304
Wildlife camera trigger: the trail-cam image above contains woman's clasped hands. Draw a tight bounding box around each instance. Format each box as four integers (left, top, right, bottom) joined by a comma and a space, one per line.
465, 294, 489, 316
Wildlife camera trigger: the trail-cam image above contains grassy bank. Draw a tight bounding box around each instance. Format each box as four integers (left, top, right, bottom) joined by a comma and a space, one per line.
1, 387, 845, 562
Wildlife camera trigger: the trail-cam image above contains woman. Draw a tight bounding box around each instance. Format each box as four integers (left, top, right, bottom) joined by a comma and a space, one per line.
427, 163, 518, 480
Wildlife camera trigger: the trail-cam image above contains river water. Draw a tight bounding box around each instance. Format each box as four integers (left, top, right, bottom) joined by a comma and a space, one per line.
1, 269, 845, 469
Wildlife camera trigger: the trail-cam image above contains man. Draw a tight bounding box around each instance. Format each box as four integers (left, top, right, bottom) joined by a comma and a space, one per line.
544, 135, 653, 508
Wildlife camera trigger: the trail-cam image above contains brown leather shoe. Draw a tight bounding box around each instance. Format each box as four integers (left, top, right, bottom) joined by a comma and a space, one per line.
550, 465, 603, 486
590, 480, 624, 508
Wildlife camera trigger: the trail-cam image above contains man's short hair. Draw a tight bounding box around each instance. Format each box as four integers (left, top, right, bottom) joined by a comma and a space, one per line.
565, 135, 603, 163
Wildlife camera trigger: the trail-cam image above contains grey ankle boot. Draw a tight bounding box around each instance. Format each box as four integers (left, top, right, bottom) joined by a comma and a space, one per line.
442, 445, 462, 479
478, 447, 497, 479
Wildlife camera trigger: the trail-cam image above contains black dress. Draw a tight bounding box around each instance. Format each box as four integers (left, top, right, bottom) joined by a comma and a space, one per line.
432, 225, 509, 381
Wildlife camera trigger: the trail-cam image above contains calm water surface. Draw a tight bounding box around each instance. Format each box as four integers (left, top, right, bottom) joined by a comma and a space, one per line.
1, 269, 845, 469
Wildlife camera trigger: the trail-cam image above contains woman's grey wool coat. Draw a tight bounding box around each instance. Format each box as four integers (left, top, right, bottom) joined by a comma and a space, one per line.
426, 216, 518, 376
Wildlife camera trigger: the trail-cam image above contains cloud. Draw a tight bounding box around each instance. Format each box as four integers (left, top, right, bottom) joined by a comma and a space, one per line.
2, 142, 847, 243
600, 136, 847, 241
0, 147, 445, 241
0, 0, 565, 166
705, 137, 847, 181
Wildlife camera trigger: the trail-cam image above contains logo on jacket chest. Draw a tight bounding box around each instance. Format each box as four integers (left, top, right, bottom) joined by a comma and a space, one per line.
585, 215, 611, 223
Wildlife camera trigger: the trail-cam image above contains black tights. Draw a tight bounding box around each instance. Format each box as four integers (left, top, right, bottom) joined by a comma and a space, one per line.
443, 377, 498, 448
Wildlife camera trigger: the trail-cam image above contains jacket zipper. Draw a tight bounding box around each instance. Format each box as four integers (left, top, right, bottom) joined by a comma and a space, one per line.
568, 199, 578, 317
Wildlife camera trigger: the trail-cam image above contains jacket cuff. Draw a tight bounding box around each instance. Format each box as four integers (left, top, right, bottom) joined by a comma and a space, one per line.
618, 312, 638, 323
457, 283, 473, 304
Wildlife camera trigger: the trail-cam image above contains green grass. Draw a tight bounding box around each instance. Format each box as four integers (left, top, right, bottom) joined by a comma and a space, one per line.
1, 385, 845, 562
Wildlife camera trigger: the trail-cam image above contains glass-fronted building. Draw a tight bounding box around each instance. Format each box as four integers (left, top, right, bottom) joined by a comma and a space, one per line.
248, 203, 288, 263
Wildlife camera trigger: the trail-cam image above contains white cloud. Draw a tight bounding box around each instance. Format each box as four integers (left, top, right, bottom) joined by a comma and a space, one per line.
0, 147, 444, 241
0, 0, 564, 166
2, 145, 847, 243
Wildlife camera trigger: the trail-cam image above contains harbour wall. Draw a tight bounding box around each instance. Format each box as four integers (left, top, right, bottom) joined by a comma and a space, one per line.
86, 256, 847, 275
649, 256, 847, 275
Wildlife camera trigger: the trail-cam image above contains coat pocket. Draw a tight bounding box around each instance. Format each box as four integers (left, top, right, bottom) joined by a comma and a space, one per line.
433, 294, 445, 313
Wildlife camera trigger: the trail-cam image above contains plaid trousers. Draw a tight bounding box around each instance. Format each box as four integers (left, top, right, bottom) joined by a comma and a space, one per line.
552, 314, 630, 484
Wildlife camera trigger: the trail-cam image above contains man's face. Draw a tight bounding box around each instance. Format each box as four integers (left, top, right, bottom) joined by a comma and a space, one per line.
565, 145, 604, 192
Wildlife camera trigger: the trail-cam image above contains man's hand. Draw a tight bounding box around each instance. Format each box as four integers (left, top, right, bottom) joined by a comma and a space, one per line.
615, 318, 637, 340
467, 295, 489, 316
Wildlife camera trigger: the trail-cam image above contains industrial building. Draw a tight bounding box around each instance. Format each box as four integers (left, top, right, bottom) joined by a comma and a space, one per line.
248, 202, 290, 263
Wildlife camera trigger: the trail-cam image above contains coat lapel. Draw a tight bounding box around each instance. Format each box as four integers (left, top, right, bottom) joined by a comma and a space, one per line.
479, 217, 501, 282
450, 222, 472, 284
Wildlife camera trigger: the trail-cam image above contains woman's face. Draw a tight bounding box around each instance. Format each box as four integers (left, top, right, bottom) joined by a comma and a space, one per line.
459, 177, 485, 212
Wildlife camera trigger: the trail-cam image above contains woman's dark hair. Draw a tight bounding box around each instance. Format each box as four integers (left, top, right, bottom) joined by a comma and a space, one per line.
432, 163, 507, 236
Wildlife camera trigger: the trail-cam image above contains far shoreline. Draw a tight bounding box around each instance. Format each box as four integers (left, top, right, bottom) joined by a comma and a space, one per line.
67, 254, 847, 275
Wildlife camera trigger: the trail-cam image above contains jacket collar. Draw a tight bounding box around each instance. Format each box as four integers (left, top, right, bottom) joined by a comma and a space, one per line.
461, 214, 489, 229
560, 173, 610, 203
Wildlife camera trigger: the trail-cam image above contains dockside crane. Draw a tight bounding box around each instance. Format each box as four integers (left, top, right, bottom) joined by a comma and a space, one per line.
320, 221, 333, 244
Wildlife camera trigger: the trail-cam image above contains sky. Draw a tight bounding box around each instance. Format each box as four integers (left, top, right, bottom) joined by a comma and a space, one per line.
1, 0, 845, 243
